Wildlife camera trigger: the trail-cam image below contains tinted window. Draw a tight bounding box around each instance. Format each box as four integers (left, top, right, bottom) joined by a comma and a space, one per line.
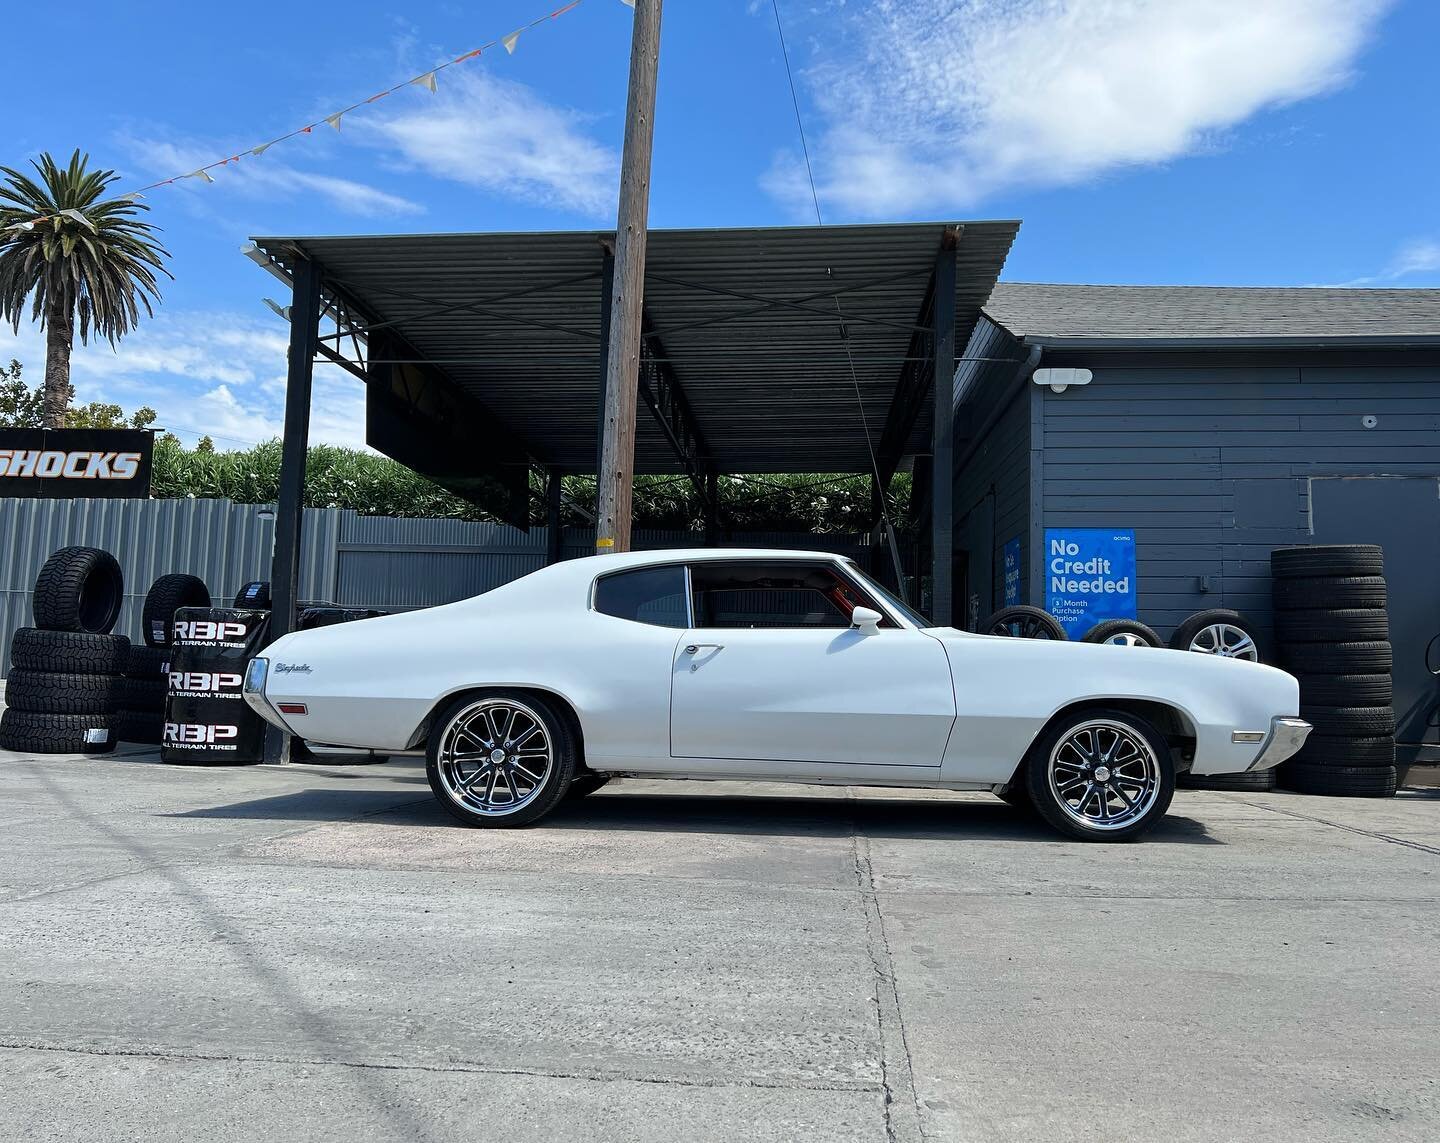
594, 565, 690, 628
689, 562, 890, 629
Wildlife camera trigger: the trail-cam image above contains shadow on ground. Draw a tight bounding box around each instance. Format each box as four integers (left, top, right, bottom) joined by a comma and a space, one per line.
170, 785, 1219, 844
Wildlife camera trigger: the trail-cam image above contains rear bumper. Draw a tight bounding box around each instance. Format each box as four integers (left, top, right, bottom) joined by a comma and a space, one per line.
1246, 717, 1312, 772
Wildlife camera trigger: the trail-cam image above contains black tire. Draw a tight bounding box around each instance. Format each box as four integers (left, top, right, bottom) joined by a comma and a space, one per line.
1168, 609, 1261, 660
124, 644, 171, 680
566, 772, 612, 800
425, 691, 578, 828
141, 574, 211, 647
1273, 576, 1387, 612
1294, 673, 1392, 706
1271, 545, 1383, 580
4, 670, 123, 714
1300, 705, 1396, 737
118, 676, 167, 711
1022, 707, 1175, 842
1282, 641, 1392, 675
1180, 768, 1278, 792
1295, 734, 1396, 767
0, 708, 116, 754
31, 546, 124, 634
1275, 608, 1388, 644
233, 581, 272, 609
983, 606, 1066, 640
1280, 763, 1397, 797
1081, 619, 1163, 648
9, 628, 130, 675
115, 707, 164, 745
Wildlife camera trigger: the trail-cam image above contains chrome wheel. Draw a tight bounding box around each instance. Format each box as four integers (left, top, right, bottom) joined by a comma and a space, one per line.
1102, 632, 1150, 647
1188, 623, 1258, 660
436, 698, 553, 816
1048, 719, 1161, 832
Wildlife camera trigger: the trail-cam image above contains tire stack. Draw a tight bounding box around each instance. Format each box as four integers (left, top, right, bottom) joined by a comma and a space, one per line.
1272, 545, 1396, 797
0, 547, 128, 754
114, 574, 212, 744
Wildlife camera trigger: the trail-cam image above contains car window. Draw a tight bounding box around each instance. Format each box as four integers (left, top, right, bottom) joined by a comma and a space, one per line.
594, 565, 690, 628
688, 561, 894, 629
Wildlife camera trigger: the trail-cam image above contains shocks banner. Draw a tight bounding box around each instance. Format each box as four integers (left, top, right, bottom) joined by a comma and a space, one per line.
0, 428, 153, 499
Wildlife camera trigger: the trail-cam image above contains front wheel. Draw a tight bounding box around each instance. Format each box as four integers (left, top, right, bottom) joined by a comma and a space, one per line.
426, 692, 577, 827
1023, 709, 1175, 842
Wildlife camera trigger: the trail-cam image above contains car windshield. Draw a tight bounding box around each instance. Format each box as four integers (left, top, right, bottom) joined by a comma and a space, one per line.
841, 561, 932, 628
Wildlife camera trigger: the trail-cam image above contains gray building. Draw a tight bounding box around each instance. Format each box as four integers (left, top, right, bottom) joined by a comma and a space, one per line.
953, 283, 1440, 759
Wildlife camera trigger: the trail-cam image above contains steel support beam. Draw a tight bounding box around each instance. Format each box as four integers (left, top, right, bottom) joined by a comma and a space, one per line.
638, 315, 717, 513
930, 239, 958, 627
545, 469, 564, 565
263, 255, 321, 765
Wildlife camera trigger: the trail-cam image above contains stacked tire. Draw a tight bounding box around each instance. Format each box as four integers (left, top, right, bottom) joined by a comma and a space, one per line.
1272, 545, 1396, 797
0, 547, 128, 754
114, 574, 211, 745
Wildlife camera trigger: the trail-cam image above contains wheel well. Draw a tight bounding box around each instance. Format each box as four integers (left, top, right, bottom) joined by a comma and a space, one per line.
1004, 698, 1197, 788
407, 686, 588, 767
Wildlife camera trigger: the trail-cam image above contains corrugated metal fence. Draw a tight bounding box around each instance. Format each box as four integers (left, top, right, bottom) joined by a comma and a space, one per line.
0, 497, 869, 675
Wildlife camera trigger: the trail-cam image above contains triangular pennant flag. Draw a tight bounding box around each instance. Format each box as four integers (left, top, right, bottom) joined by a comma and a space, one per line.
620, 0, 635, 7
412, 71, 438, 93
503, 30, 521, 53
190, 169, 215, 184
252, 141, 273, 156
325, 112, 344, 131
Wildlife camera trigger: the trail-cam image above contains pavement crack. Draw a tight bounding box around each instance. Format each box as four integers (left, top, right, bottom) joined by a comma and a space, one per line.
0, 1041, 879, 1093
1231, 796, 1440, 857
850, 798, 925, 1143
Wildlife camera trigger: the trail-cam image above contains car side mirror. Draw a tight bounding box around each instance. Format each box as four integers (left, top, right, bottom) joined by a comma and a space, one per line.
851, 606, 883, 634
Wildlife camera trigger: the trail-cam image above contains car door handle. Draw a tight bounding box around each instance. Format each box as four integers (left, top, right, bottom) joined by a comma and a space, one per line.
684, 643, 724, 655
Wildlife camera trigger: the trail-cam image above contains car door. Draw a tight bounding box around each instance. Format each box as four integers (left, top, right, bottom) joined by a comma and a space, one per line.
669, 559, 954, 767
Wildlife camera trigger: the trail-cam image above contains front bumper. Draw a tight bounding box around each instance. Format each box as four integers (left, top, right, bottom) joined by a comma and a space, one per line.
1245, 717, 1312, 772
242, 657, 289, 731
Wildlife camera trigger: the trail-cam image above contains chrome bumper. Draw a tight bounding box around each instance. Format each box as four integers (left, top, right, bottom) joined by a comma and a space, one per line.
241, 657, 288, 731
1247, 717, 1312, 771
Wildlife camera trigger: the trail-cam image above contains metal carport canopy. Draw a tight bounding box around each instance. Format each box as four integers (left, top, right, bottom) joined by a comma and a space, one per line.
252, 220, 1019, 475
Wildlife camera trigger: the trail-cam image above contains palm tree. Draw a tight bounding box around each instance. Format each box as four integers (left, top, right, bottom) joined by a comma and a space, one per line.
0, 151, 170, 427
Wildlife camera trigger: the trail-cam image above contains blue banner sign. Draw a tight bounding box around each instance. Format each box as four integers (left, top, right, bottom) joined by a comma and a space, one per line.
1002, 538, 1022, 606
1044, 528, 1137, 638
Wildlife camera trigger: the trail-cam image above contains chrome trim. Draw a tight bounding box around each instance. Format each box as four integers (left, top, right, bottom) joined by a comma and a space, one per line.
241, 657, 289, 730
1248, 717, 1312, 771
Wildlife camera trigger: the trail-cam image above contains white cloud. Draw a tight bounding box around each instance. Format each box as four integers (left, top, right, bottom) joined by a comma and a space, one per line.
1332, 237, 1440, 287
123, 136, 424, 219
779, 0, 1393, 217
0, 312, 367, 450
360, 69, 619, 216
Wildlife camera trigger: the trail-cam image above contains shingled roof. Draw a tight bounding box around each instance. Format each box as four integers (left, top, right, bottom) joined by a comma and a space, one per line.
984, 282, 1440, 345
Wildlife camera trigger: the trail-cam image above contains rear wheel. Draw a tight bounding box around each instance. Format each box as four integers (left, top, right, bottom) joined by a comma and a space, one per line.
1024, 709, 1175, 842
426, 692, 576, 827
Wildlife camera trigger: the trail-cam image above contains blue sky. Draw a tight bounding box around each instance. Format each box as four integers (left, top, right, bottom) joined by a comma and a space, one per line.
2, 0, 1435, 448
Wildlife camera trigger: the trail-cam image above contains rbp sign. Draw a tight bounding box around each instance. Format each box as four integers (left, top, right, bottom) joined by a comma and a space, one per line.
1044, 528, 1137, 638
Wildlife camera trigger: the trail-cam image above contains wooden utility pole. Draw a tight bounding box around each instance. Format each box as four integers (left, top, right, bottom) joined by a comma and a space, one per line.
595, 0, 663, 554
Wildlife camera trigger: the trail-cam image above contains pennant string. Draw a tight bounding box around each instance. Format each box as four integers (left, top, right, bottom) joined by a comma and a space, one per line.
112, 0, 591, 197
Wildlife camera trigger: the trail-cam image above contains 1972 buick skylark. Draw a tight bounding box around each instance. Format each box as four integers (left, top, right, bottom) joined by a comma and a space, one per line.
244, 549, 1310, 841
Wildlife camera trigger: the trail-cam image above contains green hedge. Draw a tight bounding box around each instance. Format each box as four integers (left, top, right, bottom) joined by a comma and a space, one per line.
150, 437, 911, 533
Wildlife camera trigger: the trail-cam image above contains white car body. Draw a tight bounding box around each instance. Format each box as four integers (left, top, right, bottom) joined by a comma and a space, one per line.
247, 548, 1307, 790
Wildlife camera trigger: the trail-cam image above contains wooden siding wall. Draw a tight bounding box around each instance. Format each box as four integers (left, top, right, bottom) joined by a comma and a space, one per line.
1033, 361, 1440, 648
952, 317, 1032, 629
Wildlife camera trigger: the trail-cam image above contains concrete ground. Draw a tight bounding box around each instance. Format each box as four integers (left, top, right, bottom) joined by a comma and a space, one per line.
0, 748, 1435, 1143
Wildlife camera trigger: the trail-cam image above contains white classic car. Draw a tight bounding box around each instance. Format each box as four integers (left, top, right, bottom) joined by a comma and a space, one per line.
244, 549, 1310, 841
